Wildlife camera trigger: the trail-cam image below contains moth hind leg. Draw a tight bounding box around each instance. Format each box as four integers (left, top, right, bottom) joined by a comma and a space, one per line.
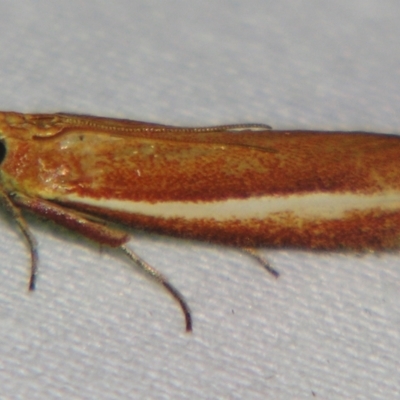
241, 247, 280, 278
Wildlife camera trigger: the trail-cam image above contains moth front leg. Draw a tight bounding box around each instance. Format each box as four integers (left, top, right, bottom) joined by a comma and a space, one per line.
9, 192, 192, 331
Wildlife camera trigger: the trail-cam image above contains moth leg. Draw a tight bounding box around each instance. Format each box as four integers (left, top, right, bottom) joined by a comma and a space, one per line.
11, 193, 191, 331
241, 247, 280, 278
121, 246, 192, 332
0, 188, 38, 290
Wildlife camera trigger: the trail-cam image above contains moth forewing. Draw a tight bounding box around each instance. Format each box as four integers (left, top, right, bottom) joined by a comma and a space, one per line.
1, 111, 400, 331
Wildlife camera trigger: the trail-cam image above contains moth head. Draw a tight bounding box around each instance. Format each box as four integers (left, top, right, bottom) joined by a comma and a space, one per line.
0, 139, 5, 165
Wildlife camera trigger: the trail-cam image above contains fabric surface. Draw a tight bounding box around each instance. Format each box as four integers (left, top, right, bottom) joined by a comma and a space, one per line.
0, 1, 399, 399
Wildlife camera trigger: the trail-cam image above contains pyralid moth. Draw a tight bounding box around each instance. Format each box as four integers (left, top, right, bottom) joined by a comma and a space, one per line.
0, 111, 399, 331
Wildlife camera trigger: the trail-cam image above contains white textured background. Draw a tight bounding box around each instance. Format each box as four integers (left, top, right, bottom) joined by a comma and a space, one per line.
0, 1, 400, 399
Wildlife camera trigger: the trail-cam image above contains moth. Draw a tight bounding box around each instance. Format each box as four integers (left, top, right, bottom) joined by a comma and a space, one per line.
1, 111, 399, 331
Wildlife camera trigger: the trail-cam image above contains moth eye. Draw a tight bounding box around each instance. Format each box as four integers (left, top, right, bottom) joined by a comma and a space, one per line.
0, 140, 5, 165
